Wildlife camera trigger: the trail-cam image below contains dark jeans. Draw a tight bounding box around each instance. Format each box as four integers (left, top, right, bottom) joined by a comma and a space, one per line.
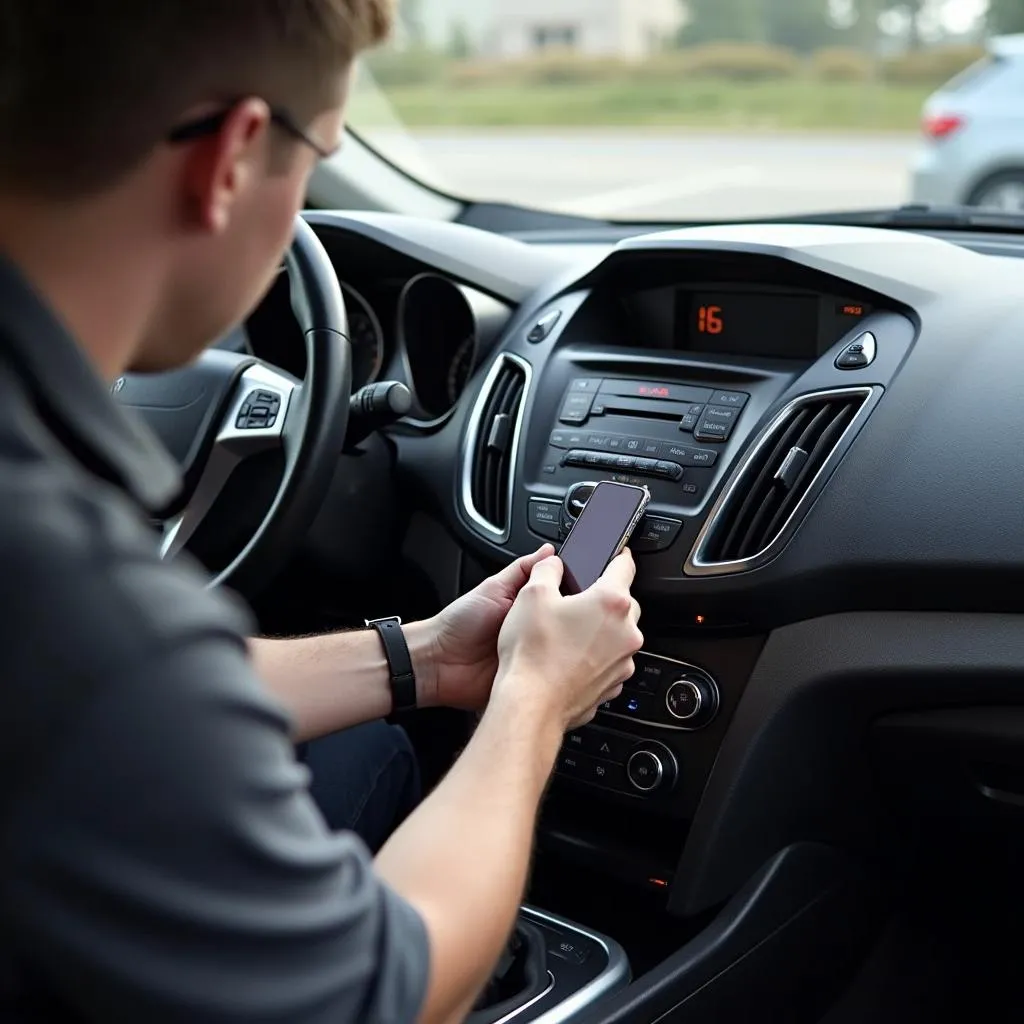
300, 722, 421, 853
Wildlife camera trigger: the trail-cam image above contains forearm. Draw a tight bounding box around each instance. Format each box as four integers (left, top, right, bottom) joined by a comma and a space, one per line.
374, 682, 562, 1024
249, 621, 439, 743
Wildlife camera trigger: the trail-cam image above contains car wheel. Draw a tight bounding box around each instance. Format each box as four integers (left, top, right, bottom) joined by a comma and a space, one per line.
967, 171, 1024, 212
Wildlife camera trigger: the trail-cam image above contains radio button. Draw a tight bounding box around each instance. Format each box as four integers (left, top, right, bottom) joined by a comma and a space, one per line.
666, 680, 703, 721
527, 499, 562, 541
640, 439, 662, 457
695, 405, 741, 442
654, 461, 684, 481
613, 455, 636, 470
664, 444, 718, 468
680, 413, 700, 432
709, 390, 750, 408
549, 431, 570, 449
559, 393, 593, 425
570, 377, 601, 392
632, 516, 684, 554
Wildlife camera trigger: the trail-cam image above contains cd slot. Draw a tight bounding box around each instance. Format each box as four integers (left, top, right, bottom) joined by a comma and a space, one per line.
591, 396, 702, 421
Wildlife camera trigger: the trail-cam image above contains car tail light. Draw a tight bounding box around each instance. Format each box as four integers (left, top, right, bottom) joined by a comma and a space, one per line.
923, 113, 965, 139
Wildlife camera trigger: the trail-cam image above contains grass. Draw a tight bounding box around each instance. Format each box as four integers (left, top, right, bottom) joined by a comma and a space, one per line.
355, 79, 931, 132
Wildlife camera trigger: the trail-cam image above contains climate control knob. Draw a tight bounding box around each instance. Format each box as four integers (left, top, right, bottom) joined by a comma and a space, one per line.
626, 743, 678, 795
665, 671, 720, 729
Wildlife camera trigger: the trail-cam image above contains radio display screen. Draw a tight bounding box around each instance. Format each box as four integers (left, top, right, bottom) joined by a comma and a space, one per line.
675, 290, 822, 360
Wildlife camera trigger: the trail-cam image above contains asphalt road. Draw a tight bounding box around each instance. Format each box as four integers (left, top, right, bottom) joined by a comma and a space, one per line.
395, 130, 921, 220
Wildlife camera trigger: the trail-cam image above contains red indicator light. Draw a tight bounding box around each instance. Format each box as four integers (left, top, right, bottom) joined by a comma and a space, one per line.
638, 386, 670, 398
695, 614, 706, 626
841, 305, 864, 317
648, 877, 669, 888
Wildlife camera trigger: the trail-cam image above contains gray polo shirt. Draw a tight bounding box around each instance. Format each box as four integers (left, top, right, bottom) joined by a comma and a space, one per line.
0, 255, 429, 1022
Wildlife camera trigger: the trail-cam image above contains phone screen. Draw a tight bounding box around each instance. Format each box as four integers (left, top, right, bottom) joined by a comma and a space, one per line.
559, 483, 648, 596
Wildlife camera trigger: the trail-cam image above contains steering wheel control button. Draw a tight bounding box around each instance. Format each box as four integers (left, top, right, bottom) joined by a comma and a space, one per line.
527, 309, 562, 343
836, 331, 877, 370
236, 389, 281, 430
631, 516, 684, 554
527, 499, 562, 542
626, 751, 664, 793
666, 680, 703, 721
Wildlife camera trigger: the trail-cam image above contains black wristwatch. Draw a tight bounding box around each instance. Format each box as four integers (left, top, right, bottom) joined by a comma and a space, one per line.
365, 616, 417, 713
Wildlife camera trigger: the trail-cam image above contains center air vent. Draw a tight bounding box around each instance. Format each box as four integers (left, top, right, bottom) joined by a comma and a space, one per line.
463, 354, 531, 541
686, 387, 876, 575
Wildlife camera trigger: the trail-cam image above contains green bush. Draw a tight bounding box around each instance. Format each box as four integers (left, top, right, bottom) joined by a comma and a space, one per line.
447, 52, 628, 88
676, 42, 801, 81
810, 47, 874, 82
880, 44, 986, 85
363, 47, 447, 88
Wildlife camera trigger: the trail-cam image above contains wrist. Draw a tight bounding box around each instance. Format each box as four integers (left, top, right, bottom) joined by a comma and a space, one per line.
402, 617, 442, 710
487, 669, 565, 748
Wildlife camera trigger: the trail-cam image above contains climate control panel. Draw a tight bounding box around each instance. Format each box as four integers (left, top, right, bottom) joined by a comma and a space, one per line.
557, 726, 679, 798
600, 652, 720, 731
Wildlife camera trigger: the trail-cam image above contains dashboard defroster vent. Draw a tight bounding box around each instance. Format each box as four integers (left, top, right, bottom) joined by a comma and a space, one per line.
686, 387, 876, 576
463, 354, 532, 542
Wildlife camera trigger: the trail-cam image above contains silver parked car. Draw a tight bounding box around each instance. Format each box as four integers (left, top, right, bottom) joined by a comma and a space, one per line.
911, 34, 1024, 212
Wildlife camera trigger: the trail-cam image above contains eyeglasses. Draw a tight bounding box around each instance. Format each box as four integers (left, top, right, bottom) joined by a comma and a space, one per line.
167, 105, 338, 160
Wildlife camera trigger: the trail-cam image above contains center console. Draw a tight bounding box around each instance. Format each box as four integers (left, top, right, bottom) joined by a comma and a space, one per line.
468, 907, 630, 1024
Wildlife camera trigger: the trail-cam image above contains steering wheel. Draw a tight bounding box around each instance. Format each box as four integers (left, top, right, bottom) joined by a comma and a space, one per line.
114, 215, 351, 596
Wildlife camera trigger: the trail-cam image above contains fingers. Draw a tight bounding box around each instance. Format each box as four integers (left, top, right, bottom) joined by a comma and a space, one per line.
528, 554, 564, 592
600, 548, 637, 592
495, 544, 555, 594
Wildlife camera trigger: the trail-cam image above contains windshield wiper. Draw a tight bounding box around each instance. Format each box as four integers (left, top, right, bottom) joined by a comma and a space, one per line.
766, 203, 1024, 232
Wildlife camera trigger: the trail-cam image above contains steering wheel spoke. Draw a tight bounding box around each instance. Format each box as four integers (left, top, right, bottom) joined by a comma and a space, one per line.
160, 362, 300, 560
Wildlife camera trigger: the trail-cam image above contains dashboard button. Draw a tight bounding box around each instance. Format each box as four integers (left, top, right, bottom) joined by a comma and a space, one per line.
559, 393, 593, 425
570, 377, 601, 392
587, 433, 611, 449
709, 390, 750, 408
836, 331, 876, 370
654, 461, 684, 481
664, 444, 718, 468
626, 751, 663, 793
557, 750, 590, 779
589, 730, 633, 763
585, 758, 626, 790
527, 499, 562, 541
614, 455, 636, 470
695, 406, 741, 442
631, 516, 684, 554
549, 431, 570, 449
564, 482, 597, 519
527, 309, 562, 343
631, 657, 668, 694
680, 413, 699, 432
666, 680, 703, 721
640, 440, 662, 457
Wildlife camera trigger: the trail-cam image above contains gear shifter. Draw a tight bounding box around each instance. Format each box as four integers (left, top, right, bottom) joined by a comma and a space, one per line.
468, 922, 549, 1024
345, 381, 413, 449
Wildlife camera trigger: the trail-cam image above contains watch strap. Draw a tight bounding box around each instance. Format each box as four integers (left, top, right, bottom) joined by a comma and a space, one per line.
366, 616, 417, 713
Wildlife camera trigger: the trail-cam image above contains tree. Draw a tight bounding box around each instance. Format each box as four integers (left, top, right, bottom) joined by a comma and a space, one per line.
447, 21, 473, 60
988, 0, 1024, 33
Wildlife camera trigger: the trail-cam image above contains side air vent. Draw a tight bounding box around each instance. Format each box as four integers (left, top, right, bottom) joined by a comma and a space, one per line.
686, 387, 876, 575
463, 354, 532, 541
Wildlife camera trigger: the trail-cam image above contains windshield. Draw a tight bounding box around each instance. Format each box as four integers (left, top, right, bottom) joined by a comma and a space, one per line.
346, 1, 1024, 222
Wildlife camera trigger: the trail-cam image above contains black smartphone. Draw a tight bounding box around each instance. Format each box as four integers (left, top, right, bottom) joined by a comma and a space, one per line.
558, 481, 651, 596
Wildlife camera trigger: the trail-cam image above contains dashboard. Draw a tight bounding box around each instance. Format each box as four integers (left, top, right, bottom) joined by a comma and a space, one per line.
288, 210, 1024, 921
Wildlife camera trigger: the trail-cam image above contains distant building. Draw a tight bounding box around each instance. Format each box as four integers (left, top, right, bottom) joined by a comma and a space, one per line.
488, 0, 682, 60
414, 0, 680, 60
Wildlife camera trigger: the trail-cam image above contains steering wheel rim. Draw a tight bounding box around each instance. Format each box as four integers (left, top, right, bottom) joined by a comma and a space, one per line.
154, 214, 351, 596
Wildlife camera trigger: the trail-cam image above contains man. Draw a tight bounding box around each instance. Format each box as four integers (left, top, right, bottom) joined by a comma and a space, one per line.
0, 3, 644, 1023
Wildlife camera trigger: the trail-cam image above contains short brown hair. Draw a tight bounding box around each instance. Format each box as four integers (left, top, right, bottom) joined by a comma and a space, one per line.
0, 0, 395, 197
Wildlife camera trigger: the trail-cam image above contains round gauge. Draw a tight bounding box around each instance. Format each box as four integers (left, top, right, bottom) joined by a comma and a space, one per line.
447, 335, 477, 406
341, 283, 384, 391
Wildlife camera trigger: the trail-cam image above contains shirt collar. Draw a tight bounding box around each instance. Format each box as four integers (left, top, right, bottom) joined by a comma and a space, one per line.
0, 253, 182, 514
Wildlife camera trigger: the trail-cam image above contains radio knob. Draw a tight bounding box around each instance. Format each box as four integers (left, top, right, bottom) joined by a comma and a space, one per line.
626, 743, 678, 795
665, 672, 720, 727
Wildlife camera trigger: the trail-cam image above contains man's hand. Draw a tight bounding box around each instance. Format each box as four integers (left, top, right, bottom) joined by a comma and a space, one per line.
416, 545, 555, 711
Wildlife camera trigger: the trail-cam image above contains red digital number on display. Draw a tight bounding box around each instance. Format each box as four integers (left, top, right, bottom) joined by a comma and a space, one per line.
637, 386, 670, 398
697, 305, 724, 335
841, 304, 864, 317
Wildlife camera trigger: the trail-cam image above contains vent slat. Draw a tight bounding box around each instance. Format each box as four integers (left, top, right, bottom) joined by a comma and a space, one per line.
717, 409, 813, 561
702, 391, 869, 566
469, 358, 526, 534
